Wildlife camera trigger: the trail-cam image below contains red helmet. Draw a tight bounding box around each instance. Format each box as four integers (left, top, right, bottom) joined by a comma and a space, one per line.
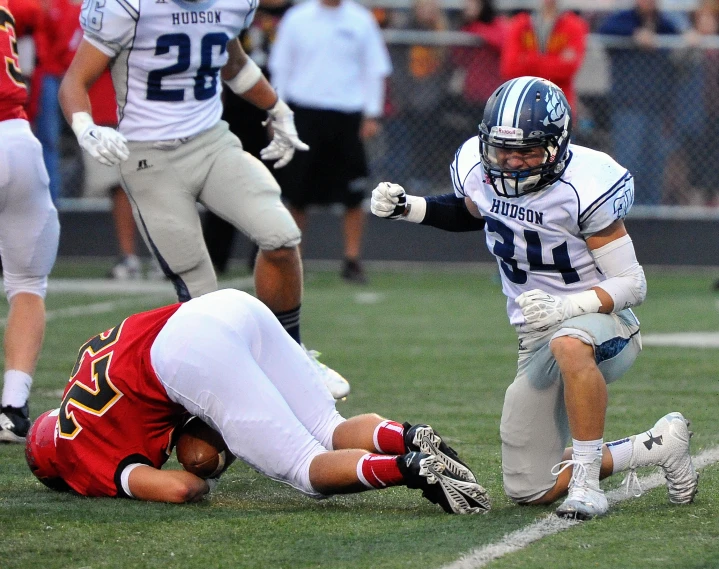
25, 409, 70, 492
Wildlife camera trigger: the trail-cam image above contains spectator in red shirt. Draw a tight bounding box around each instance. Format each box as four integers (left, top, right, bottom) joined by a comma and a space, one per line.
500, 0, 588, 112
451, 0, 508, 122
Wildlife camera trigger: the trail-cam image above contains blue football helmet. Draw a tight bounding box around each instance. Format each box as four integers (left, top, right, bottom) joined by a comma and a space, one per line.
479, 76, 572, 198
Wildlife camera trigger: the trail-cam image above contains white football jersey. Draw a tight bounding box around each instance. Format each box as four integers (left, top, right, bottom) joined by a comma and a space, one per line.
80, 0, 258, 141
451, 137, 634, 326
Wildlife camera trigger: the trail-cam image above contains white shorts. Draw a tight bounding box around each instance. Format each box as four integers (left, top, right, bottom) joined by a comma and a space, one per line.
150, 289, 344, 496
119, 121, 301, 299
501, 309, 642, 502
0, 119, 59, 284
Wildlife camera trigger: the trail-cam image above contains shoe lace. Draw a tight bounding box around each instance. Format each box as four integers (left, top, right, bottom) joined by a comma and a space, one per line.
621, 469, 643, 498
551, 459, 588, 496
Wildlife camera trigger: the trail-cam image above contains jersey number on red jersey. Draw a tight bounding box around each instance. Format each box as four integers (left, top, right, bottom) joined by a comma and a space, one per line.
0, 7, 25, 88
59, 323, 125, 439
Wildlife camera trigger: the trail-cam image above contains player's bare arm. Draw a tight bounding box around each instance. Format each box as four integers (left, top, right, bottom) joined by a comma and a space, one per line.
58, 39, 111, 123
221, 37, 308, 168
59, 40, 129, 166
127, 465, 209, 503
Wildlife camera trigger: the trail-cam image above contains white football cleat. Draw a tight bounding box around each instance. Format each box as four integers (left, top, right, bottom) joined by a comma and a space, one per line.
630, 412, 698, 504
303, 346, 351, 400
554, 457, 608, 520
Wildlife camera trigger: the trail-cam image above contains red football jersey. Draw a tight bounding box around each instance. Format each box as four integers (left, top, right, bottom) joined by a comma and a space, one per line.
55, 302, 187, 498
0, 0, 28, 121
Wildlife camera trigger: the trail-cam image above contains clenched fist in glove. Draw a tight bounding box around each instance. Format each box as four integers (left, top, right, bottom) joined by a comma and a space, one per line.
260, 99, 309, 169
371, 182, 408, 218
516, 289, 602, 332
71, 112, 129, 166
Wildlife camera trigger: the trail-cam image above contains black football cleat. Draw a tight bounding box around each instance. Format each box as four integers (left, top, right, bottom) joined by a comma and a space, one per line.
398, 451, 490, 514
404, 422, 477, 483
0, 403, 31, 443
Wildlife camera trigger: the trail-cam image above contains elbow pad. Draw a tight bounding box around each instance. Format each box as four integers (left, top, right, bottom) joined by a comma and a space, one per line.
591, 234, 647, 312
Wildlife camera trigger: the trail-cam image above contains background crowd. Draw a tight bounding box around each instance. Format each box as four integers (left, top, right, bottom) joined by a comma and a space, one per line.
6, 0, 719, 279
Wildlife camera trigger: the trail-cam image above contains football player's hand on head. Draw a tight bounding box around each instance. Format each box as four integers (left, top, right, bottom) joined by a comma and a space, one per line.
260, 99, 309, 169
72, 112, 129, 166
371, 182, 407, 219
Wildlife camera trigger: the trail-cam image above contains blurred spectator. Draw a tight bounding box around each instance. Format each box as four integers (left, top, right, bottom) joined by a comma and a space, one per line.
203, 0, 290, 275
500, 0, 588, 113
49, 0, 141, 278
31, 0, 82, 202
85, 71, 142, 279
599, 0, 681, 206
671, 0, 719, 207
269, 0, 392, 284
448, 0, 508, 130
386, 0, 451, 194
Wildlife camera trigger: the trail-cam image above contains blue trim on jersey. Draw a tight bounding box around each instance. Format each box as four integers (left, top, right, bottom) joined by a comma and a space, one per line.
579, 171, 633, 225
115, 0, 139, 21
116, 19, 139, 129
451, 146, 462, 194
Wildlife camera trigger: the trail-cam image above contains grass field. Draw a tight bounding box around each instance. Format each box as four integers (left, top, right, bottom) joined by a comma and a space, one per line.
1, 260, 718, 569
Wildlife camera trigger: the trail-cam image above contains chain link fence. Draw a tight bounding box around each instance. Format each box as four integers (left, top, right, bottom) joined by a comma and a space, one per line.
56, 30, 719, 215
366, 32, 719, 210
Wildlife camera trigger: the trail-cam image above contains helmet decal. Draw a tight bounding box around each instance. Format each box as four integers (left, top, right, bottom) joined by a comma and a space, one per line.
543, 87, 568, 129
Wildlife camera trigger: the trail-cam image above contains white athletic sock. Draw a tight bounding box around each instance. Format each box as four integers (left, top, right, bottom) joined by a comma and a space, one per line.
572, 438, 603, 481
2, 369, 33, 408
606, 437, 633, 474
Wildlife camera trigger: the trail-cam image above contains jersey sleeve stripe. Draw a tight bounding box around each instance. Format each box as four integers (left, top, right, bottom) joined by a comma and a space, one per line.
451, 146, 463, 195
115, 0, 139, 21
579, 171, 633, 223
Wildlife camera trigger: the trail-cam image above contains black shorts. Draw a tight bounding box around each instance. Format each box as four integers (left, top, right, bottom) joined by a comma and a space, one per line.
275, 104, 369, 208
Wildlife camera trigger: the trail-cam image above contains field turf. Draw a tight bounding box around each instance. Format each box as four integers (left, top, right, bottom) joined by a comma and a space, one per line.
1, 261, 717, 569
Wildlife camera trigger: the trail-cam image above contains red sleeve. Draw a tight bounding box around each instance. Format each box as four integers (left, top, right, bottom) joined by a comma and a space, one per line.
534, 15, 588, 85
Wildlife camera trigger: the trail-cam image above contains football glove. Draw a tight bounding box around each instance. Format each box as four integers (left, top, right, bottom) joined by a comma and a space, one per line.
260, 99, 309, 169
516, 289, 602, 332
371, 182, 407, 219
71, 112, 129, 167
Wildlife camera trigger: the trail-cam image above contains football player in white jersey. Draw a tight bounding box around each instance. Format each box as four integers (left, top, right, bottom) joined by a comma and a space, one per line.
57, 0, 349, 399
371, 77, 698, 519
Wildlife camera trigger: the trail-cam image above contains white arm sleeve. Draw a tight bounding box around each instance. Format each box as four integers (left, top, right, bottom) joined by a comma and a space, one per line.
120, 463, 145, 498
591, 234, 647, 312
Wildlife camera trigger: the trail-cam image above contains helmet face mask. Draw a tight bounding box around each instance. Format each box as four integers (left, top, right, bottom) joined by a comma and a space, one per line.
479, 77, 572, 198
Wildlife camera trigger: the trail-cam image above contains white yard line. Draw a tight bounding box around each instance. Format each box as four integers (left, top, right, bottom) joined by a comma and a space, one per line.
642, 333, 719, 349
0, 277, 255, 330
440, 446, 719, 569
47, 276, 253, 295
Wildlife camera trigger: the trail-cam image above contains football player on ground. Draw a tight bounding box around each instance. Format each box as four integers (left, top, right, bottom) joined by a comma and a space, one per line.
56, 0, 350, 399
25, 289, 490, 514
0, 0, 60, 443
370, 76, 698, 520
